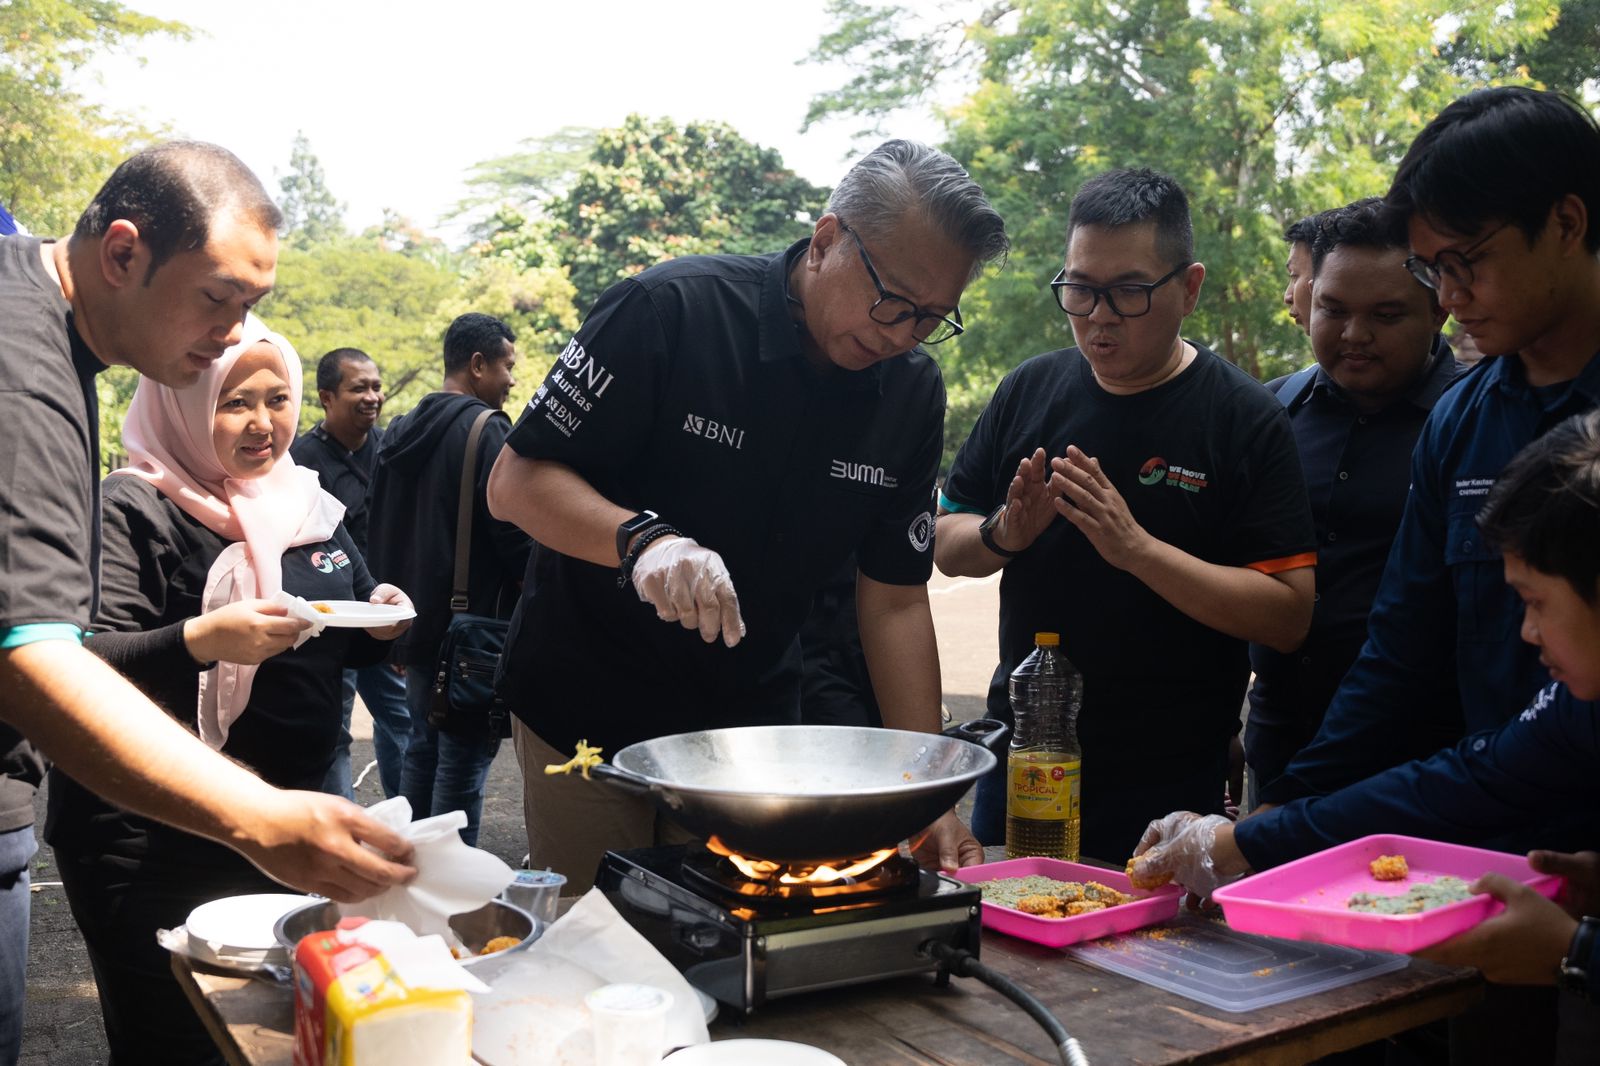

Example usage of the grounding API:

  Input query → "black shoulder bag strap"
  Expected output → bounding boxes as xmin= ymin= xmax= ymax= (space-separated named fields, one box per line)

xmin=451 ymin=408 xmax=497 ymax=613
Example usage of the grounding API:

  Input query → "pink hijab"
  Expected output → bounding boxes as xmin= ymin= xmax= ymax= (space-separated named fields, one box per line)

xmin=112 ymin=314 xmax=344 ymax=747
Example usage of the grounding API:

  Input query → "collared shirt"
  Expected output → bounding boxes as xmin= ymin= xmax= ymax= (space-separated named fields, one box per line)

xmin=0 ymin=235 xmax=107 ymax=829
xmin=1237 ymin=680 xmax=1599 ymax=871
xmin=1246 ymin=338 xmax=1463 ymax=784
xmin=1263 ymin=348 xmax=1600 ymax=818
xmin=496 ymin=239 xmax=944 ymax=754
xmin=290 ymin=422 xmax=381 ymax=554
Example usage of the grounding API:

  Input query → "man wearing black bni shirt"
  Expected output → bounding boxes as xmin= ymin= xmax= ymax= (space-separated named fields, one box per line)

xmin=936 ymin=168 xmax=1317 ymax=863
xmin=488 ymin=141 xmax=1008 ymax=891
xmin=0 ymin=143 xmax=413 ymax=1062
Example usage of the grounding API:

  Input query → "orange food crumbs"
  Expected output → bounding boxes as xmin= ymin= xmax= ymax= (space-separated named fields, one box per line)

xmin=1370 ymin=854 xmax=1409 ymax=881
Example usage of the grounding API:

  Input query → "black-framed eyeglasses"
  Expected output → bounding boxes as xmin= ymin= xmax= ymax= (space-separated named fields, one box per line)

xmin=1049 ymin=262 xmax=1189 ymax=318
xmin=838 ymin=220 xmax=964 ymax=345
xmin=1404 ymin=222 xmax=1511 ymax=291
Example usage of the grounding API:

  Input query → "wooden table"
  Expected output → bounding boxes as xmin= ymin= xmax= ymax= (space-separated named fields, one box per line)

xmin=173 ymin=922 xmax=1480 ymax=1065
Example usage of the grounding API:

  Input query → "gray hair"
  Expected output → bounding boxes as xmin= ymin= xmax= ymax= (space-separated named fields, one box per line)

xmin=827 ymin=140 xmax=1009 ymax=278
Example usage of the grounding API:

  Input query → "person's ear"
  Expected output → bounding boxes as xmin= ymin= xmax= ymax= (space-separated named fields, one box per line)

xmin=470 ymin=351 xmax=487 ymax=379
xmin=1551 ymin=193 xmax=1588 ymax=256
xmin=1181 ymin=262 xmax=1206 ymax=315
xmin=99 ymin=219 xmax=143 ymax=290
xmin=809 ymin=214 xmax=843 ymax=269
xmin=318 ymin=388 xmax=335 ymax=410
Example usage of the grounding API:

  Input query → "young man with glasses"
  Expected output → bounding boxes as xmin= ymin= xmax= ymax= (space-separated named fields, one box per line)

xmin=936 ymin=167 xmax=1316 ymax=861
xmin=486 ymin=140 xmax=1008 ymax=890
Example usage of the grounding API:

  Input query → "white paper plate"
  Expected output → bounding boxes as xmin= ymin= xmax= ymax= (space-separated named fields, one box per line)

xmin=185 ymin=893 xmax=318 ymax=966
xmin=305 ymin=600 xmax=416 ymax=628
xmin=665 ymin=1040 xmax=845 ymax=1065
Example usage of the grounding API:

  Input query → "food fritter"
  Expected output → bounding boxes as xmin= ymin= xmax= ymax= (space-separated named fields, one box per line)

xmin=480 ymin=935 xmax=521 ymax=955
xmin=1347 ymin=875 xmax=1473 ymax=914
xmin=312 ymin=602 xmax=335 ymax=614
xmin=977 ymin=876 xmax=1135 ymax=919
xmin=1369 ymin=854 xmax=1409 ymax=881
xmin=1125 ymin=857 xmax=1174 ymax=890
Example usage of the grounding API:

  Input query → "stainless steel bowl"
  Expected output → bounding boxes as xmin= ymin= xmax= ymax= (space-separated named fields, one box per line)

xmin=273 ymin=899 xmax=537 ymax=967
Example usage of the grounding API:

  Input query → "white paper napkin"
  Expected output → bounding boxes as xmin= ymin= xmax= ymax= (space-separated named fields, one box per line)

xmin=339 ymin=797 xmax=515 ymax=940
xmin=334 ymin=919 xmax=491 ymax=994
xmin=472 ymin=889 xmax=711 ymax=1065
xmin=270 ymin=591 xmax=327 ymax=648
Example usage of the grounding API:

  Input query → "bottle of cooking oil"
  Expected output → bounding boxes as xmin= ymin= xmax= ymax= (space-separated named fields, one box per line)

xmin=1005 ymin=632 xmax=1083 ymax=860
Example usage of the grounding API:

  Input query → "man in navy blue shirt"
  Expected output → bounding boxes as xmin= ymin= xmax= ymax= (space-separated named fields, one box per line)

xmin=1256 ymin=88 xmax=1600 ymax=849
xmin=1133 ymin=410 xmax=1600 ymax=1053
xmin=1246 ymin=198 xmax=1462 ymax=798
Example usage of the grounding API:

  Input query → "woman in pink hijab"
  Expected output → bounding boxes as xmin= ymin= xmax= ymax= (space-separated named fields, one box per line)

xmin=45 ymin=316 xmax=413 ymax=1066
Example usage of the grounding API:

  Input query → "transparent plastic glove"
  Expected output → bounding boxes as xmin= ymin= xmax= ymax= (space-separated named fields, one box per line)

xmin=630 ymin=536 xmax=746 ymax=648
xmin=1129 ymin=811 xmax=1240 ymax=899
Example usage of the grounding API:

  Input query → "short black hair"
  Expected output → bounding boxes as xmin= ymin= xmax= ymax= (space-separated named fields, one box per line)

xmin=1387 ymin=86 xmax=1600 ymax=254
xmin=1478 ymin=409 xmax=1600 ymax=603
xmin=1309 ymin=197 xmax=1410 ymax=274
xmin=316 ymin=347 xmax=376 ymax=394
xmin=443 ymin=313 xmax=516 ymax=376
xmin=1067 ymin=168 xmax=1194 ymax=266
xmin=1283 ymin=215 xmax=1321 ymax=246
xmin=73 ymin=141 xmax=283 ymax=282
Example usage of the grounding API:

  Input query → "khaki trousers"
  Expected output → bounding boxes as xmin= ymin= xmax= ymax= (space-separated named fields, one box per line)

xmin=512 ymin=719 xmax=694 ymax=893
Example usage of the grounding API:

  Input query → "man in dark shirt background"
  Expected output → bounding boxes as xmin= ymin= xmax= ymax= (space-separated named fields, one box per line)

xmin=366 ymin=314 xmax=531 ymax=846
xmin=1245 ymin=197 xmax=1461 ymax=802
xmin=291 ymin=348 xmax=411 ymax=799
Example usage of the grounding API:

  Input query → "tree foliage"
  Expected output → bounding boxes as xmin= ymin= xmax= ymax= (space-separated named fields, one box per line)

xmin=482 ymin=114 xmax=828 ymax=315
xmin=0 ymin=0 xmax=186 ymax=234
xmin=806 ymin=0 xmax=1583 ymax=416
xmin=277 ymin=131 xmax=346 ymax=247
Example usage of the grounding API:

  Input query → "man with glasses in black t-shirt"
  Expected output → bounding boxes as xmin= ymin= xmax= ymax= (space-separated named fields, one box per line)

xmin=937 ymin=167 xmax=1317 ymax=863
xmin=488 ymin=141 xmax=1009 ymax=890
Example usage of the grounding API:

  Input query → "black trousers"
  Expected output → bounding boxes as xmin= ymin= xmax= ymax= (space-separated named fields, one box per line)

xmin=55 ymin=837 xmax=280 ymax=1066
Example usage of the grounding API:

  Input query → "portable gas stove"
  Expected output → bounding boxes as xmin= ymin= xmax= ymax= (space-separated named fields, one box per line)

xmin=595 ymin=844 xmax=982 ymax=1013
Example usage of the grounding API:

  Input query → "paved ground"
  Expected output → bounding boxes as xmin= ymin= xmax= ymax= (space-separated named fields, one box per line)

xmin=19 ymin=571 xmax=1002 ymax=1063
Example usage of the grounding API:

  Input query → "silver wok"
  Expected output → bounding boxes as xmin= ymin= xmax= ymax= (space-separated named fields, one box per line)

xmin=590 ymin=721 xmax=1004 ymax=862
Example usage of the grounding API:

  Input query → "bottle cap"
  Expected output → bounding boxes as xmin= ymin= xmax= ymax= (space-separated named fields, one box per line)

xmin=1034 ymin=632 xmax=1060 ymax=646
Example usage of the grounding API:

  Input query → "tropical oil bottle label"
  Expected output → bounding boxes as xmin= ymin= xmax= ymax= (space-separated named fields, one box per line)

xmin=1007 ymin=756 xmax=1082 ymax=820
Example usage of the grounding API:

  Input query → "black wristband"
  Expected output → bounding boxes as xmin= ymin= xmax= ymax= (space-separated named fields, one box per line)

xmin=618 ymin=523 xmax=681 ymax=589
xmin=1559 ymin=915 xmax=1599 ymax=1002
xmin=978 ymin=505 xmax=1018 ymax=558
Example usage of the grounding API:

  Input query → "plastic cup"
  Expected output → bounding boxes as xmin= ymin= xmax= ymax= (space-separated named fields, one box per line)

xmin=501 ymin=868 xmax=566 ymax=926
xmin=586 ymin=983 xmax=673 ymax=1065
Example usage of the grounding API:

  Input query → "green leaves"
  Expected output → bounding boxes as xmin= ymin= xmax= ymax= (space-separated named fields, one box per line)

xmin=806 ymin=0 xmax=1592 ymax=423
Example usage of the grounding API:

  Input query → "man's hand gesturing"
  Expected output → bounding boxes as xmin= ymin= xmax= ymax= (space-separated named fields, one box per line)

xmin=988 ymin=447 xmax=1058 ymax=555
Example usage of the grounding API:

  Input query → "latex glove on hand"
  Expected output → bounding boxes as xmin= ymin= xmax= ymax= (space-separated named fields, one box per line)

xmin=1129 ymin=811 xmax=1249 ymax=901
xmin=630 ymin=536 xmax=746 ymax=648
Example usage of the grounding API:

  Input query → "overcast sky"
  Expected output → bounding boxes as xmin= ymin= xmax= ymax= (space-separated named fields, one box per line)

xmin=77 ymin=0 xmax=946 ymax=243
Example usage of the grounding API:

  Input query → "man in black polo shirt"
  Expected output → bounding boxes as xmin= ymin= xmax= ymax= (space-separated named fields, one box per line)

xmin=937 ymin=168 xmax=1317 ymax=863
xmin=488 ymin=140 xmax=1008 ymax=890
xmin=0 ymin=143 xmax=413 ymax=1058
xmin=1245 ymin=197 xmax=1462 ymax=803
xmin=291 ymin=347 xmax=411 ymax=799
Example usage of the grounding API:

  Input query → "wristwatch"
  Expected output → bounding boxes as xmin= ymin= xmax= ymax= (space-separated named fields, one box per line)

xmin=616 ymin=510 xmax=661 ymax=564
xmin=978 ymin=505 xmax=1018 ymax=558
xmin=1558 ymin=915 xmax=1598 ymax=1002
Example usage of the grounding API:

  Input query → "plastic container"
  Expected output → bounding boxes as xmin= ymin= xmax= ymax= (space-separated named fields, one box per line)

xmin=502 ymin=868 xmax=566 ymax=925
xmin=1005 ymin=632 xmax=1083 ymax=860
xmin=185 ymin=893 xmax=316 ymax=968
xmin=586 ymin=983 xmax=673 ymax=1066
xmin=1212 ymin=833 xmax=1564 ymax=953
xmin=1067 ymin=912 xmax=1410 ymax=1013
xmin=951 ymin=856 xmax=1180 ymax=948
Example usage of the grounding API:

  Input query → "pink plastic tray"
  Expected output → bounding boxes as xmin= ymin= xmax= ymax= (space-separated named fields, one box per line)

xmin=1213 ymin=834 xmax=1562 ymax=953
xmin=951 ymin=857 xmax=1182 ymax=948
